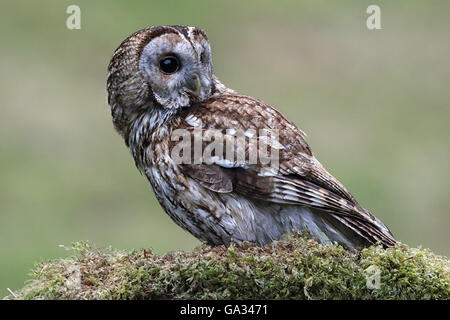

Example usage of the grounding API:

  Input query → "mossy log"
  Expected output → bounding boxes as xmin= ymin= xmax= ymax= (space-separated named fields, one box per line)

xmin=4 ymin=235 xmax=449 ymax=300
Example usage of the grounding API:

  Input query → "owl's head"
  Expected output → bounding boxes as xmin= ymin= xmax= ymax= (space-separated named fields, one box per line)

xmin=107 ymin=26 xmax=215 ymax=135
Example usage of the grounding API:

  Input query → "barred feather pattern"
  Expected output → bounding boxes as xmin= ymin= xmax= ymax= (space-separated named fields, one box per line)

xmin=107 ymin=25 xmax=396 ymax=250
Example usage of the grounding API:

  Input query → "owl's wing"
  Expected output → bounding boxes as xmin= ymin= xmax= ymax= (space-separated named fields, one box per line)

xmin=174 ymin=94 xmax=396 ymax=247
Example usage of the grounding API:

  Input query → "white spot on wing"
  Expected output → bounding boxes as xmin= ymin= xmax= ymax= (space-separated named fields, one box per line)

xmin=185 ymin=115 xmax=202 ymax=127
xmin=258 ymin=135 xmax=285 ymax=150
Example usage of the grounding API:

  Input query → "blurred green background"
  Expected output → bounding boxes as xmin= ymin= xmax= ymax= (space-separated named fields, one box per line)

xmin=1 ymin=0 xmax=449 ymax=294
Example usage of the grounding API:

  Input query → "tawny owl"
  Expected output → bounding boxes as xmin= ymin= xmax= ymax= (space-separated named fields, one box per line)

xmin=107 ymin=25 xmax=396 ymax=250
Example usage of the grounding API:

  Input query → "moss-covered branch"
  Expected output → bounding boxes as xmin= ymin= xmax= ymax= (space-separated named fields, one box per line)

xmin=4 ymin=235 xmax=449 ymax=300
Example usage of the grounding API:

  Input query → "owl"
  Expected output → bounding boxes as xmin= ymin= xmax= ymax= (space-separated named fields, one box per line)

xmin=107 ymin=25 xmax=396 ymax=250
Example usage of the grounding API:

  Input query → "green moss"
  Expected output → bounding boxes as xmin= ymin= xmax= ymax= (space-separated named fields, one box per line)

xmin=4 ymin=235 xmax=449 ymax=300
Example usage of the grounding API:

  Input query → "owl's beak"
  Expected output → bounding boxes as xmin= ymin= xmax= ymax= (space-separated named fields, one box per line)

xmin=186 ymin=73 xmax=202 ymax=98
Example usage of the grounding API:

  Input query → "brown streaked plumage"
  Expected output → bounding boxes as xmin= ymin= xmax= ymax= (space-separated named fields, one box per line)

xmin=107 ymin=25 xmax=396 ymax=250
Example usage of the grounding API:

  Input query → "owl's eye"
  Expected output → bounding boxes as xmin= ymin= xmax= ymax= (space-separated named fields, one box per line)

xmin=159 ymin=56 xmax=181 ymax=74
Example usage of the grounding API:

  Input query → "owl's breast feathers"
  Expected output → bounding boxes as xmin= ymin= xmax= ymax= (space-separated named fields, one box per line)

xmin=132 ymin=94 xmax=396 ymax=248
